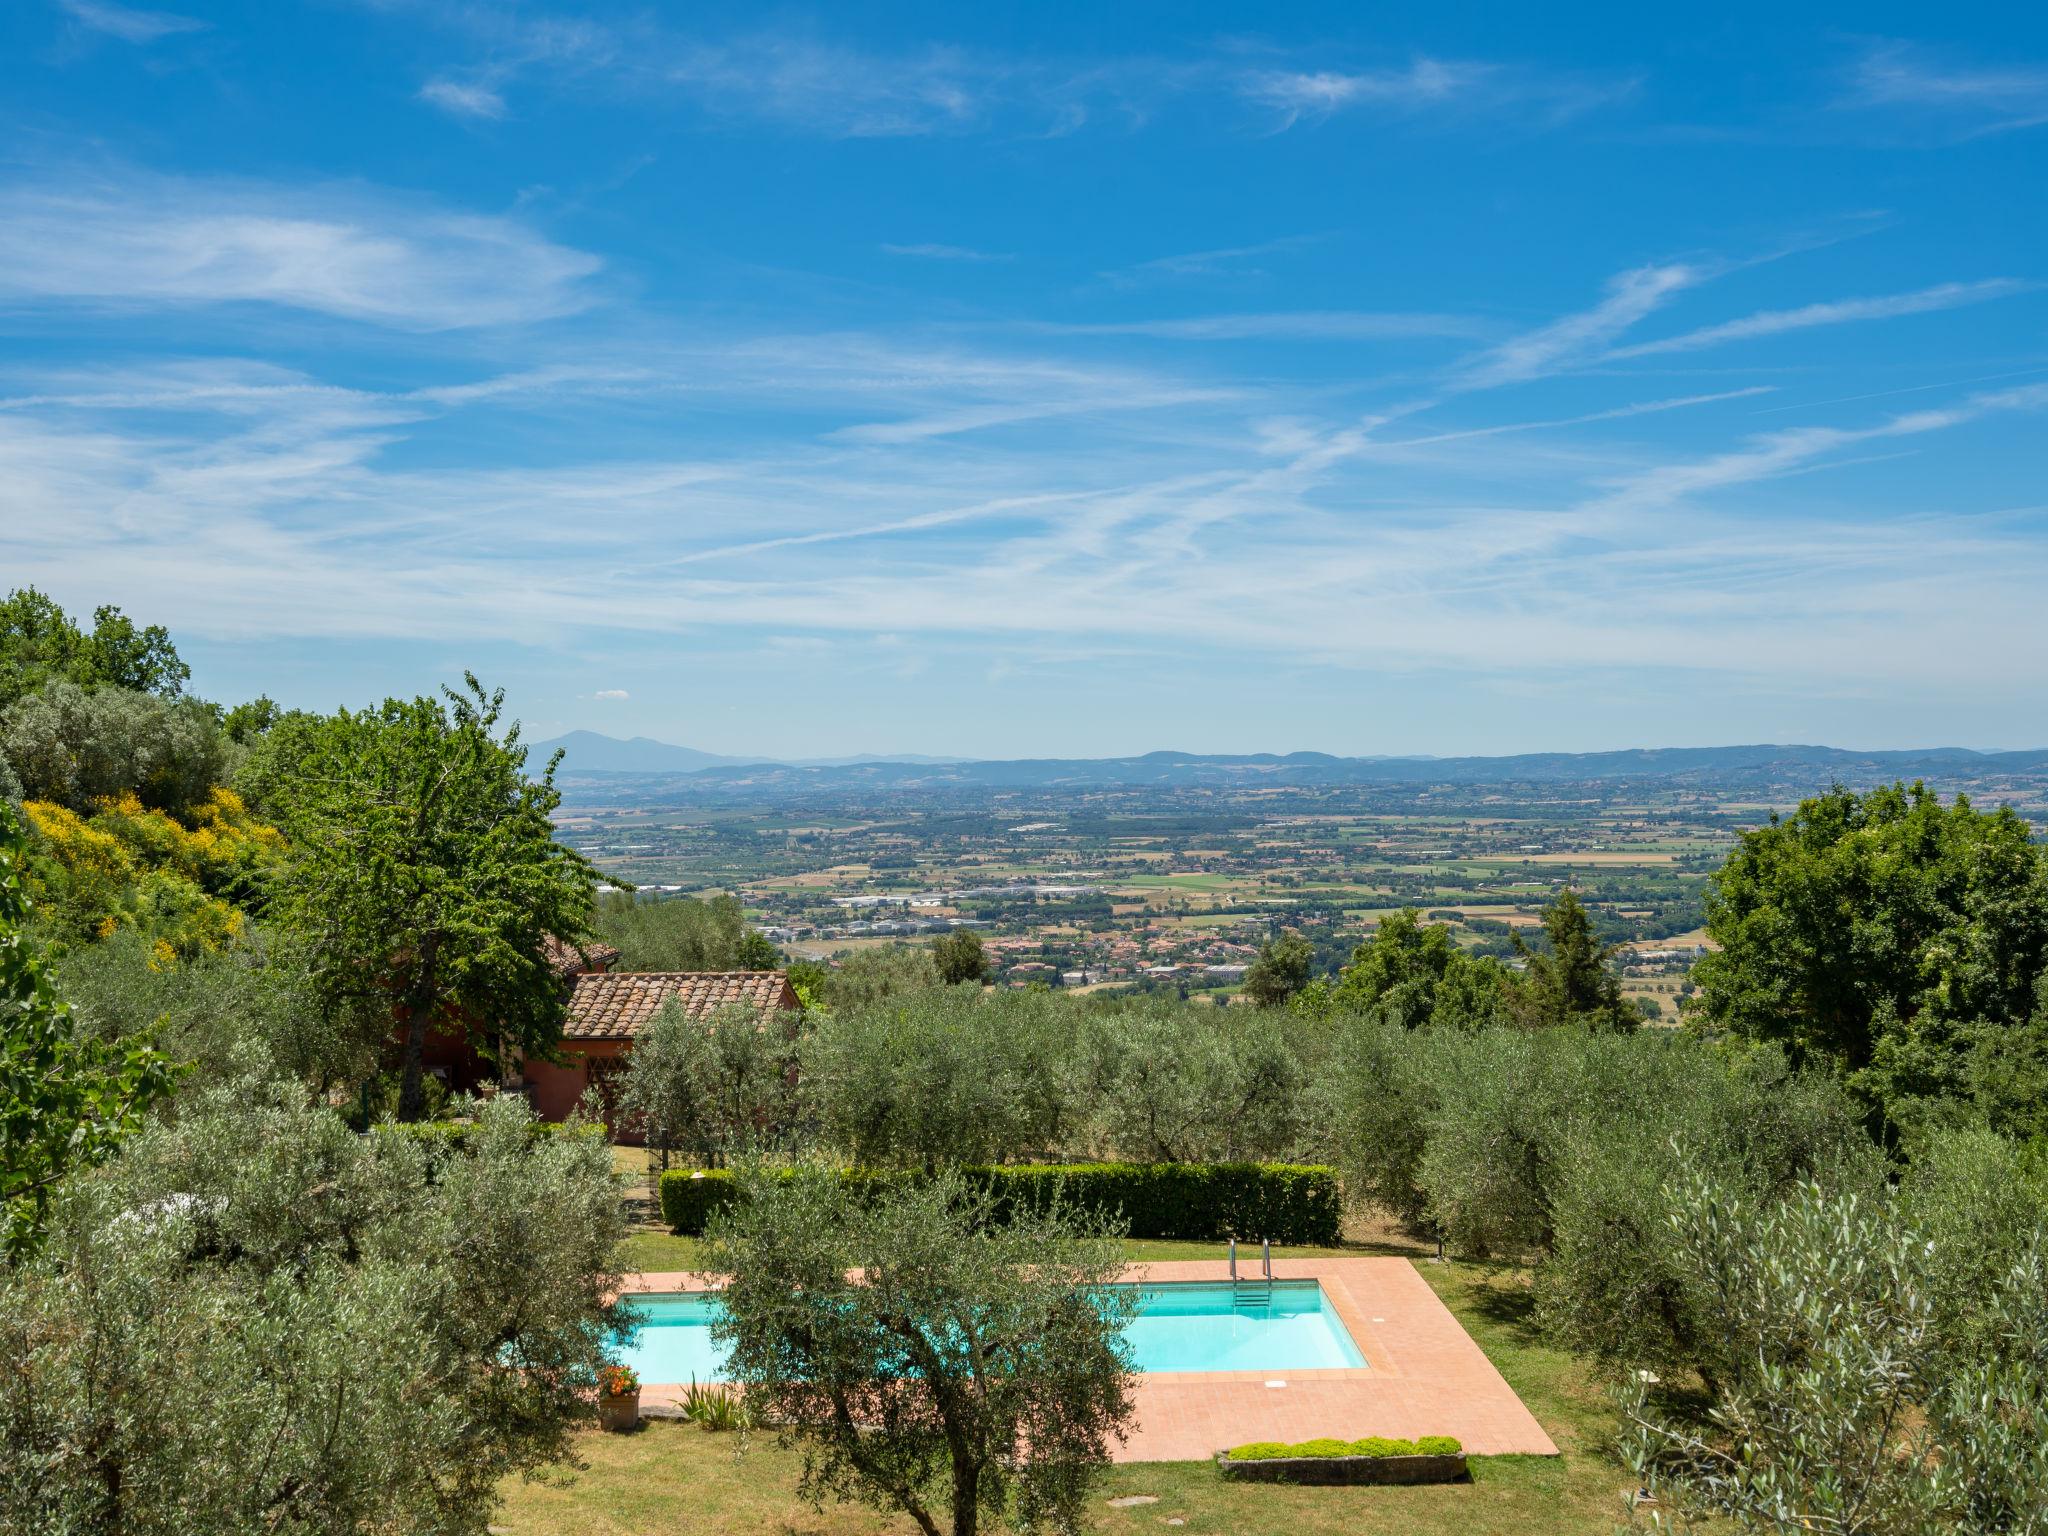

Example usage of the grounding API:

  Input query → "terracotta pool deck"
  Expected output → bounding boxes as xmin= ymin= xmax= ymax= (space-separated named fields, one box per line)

xmin=623 ymin=1257 xmax=1557 ymax=1463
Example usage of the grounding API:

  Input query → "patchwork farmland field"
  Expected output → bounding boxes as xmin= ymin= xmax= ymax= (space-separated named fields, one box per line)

xmin=550 ymin=761 xmax=2048 ymax=1010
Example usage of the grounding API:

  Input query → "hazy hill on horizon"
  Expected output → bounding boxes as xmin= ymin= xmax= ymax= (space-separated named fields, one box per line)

xmin=534 ymin=732 xmax=2048 ymax=796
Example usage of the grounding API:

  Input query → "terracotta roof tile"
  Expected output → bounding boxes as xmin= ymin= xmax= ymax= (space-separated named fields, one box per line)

xmin=563 ymin=970 xmax=797 ymax=1040
xmin=543 ymin=935 xmax=623 ymax=979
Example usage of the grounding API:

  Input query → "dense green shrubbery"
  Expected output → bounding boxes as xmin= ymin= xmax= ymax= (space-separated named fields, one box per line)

xmin=1317 ymin=1015 xmax=1882 ymax=1374
xmin=1225 ymin=1435 xmax=1462 ymax=1460
xmin=0 ymin=1079 xmax=625 ymax=1533
xmin=370 ymin=1113 xmax=605 ymax=1160
xmin=1623 ymin=1152 xmax=2048 ymax=1531
xmin=660 ymin=1161 xmax=1341 ymax=1244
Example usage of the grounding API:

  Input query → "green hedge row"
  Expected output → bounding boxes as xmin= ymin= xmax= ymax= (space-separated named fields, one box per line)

xmin=658 ymin=1161 xmax=1341 ymax=1245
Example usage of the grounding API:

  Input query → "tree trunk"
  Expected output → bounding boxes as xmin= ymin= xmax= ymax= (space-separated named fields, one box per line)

xmin=397 ymin=1004 xmax=432 ymax=1122
xmin=950 ymin=1454 xmax=980 ymax=1536
xmin=396 ymin=938 xmax=440 ymax=1123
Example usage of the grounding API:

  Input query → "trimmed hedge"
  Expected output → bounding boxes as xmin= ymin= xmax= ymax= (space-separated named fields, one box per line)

xmin=1226 ymin=1436 xmax=1461 ymax=1461
xmin=658 ymin=1161 xmax=1341 ymax=1245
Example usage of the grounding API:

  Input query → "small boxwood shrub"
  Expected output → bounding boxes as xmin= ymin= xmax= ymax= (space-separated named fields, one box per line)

xmin=1224 ymin=1435 xmax=1462 ymax=1461
xmin=660 ymin=1169 xmax=746 ymax=1236
xmin=657 ymin=1161 xmax=1341 ymax=1243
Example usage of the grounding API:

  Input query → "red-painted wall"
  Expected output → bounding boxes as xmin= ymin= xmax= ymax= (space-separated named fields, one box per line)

xmin=526 ymin=1039 xmax=632 ymax=1125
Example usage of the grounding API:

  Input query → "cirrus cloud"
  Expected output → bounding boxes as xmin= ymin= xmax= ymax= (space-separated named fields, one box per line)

xmin=0 ymin=170 xmax=603 ymax=330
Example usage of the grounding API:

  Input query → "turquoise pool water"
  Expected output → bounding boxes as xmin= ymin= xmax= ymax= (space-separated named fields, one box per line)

xmin=617 ymin=1280 xmax=1365 ymax=1383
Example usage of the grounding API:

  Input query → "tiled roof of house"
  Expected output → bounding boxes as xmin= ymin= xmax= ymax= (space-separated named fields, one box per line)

xmin=562 ymin=970 xmax=797 ymax=1040
xmin=543 ymin=935 xmax=622 ymax=979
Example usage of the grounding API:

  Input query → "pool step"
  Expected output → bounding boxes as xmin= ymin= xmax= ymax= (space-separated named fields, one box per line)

xmin=1229 ymin=1235 xmax=1275 ymax=1308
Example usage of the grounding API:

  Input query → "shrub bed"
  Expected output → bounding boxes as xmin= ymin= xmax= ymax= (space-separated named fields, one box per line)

xmin=658 ymin=1162 xmax=1341 ymax=1244
xmin=1216 ymin=1436 xmax=1467 ymax=1487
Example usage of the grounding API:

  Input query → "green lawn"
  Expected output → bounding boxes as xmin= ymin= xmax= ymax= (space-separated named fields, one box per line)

xmin=506 ymin=1241 xmax=1631 ymax=1535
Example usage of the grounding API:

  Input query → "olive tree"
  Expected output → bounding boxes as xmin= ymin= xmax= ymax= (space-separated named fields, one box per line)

xmin=1621 ymin=1170 xmax=2048 ymax=1534
xmin=708 ymin=1168 xmax=1136 ymax=1536
xmin=0 ymin=1078 xmax=624 ymax=1534
xmin=618 ymin=997 xmax=798 ymax=1168
xmin=800 ymin=986 xmax=1053 ymax=1167
xmin=1093 ymin=1000 xmax=1306 ymax=1162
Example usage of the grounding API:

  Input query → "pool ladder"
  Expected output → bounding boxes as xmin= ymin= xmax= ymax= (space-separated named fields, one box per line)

xmin=1229 ymin=1236 xmax=1273 ymax=1308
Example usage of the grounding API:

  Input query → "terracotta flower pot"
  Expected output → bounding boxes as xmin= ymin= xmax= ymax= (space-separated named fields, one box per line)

xmin=599 ymin=1389 xmax=640 ymax=1432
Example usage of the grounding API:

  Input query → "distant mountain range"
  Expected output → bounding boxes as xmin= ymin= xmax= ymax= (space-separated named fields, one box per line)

xmin=533 ymin=733 xmax=2048 ymax=794
xmin=528 ymin=730 xmax=966 ymax=773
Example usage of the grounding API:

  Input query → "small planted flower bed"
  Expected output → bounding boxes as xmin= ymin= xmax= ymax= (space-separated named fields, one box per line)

xmin=1216 ymin=1435 xmax=1467 ymax=1486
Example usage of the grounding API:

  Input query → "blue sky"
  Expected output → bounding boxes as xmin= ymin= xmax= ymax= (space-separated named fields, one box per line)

xmin=3 ymin=2 xmax=2046 ymax=758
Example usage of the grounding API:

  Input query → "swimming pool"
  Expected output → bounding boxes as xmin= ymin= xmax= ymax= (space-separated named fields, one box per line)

xmin=616 ymin=1279 xmax=1365 ymax=1383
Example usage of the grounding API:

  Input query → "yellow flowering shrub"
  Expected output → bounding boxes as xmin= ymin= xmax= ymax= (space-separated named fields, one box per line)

xmin=21 ymin=786 xmax=281 ymax=956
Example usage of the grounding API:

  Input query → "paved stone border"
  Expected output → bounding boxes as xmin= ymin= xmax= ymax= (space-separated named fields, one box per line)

xmin=621 ymin=1257 xmax=1559 ymax=1463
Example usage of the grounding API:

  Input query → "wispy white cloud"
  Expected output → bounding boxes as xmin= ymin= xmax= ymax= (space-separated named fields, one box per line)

xmin=419 ymin=76 xmax=508 ymax=119
xmin=593 ymin=688 xmax=629 ymax=700
xmin=1239 ymin=56 xmax=1634 ymax=131
xmin=881 ymin=242 xmax=1012 ymax=261
xmin=667 ymin=37 xmax=993 ymax=137
xmin=1036 ymin=310 xmax=1493 ymax=341
xmin=57 ymin=0 xmax=204 ymax=44
xmin=0 ymin=170 xmax=602 ymax=329
xmin=1584 ymin=383 xmax=2048 ymax=514
xmin=1605 ymin=278 xmax=2033 ymax=360
xmin=1846 ymin=41 xmax=2048 ymax=137
xmin=1453 ymin=263 xmax=1702 ymax=388
xmin=1099 ymin=237 xmax=1317 ymax=288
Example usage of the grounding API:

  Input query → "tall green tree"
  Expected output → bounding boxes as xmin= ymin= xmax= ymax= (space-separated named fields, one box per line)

xmin=930 ymin=927 xmax=991 ymax=986
xmin=708 ymin=1168 xmax=1136 ymax=1536
xmin=1516 ymin=888 xmax=1640 ymax=1032
xmin=252 ymin=676 xmax=597 ymax=1120
xmin=1692 ymin=782 xmax=2048 ymax=1125
xmin=0 ymin=802 xmax=181 ymax=1259
xmin=1330 ymin=908 xmax=1510 ymax=1028
xmin=1242 ymin=927 xmax=1315 ymax=1008
xmin=0 ymin=587 xmax=188 ymax=708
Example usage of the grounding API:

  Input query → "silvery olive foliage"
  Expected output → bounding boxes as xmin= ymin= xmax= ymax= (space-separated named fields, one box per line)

xmin=707 ymin=1167 xmax=1136 ymax=1536
xmin=1622 ymin=1165 xmax=2048 ymax=1535
xmin=0 ymin=1079 xmax=625 ymax=1536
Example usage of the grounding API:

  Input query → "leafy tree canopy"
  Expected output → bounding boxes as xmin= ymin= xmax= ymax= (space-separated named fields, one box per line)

xmin=1516 ymin=887 xmax=1641 ymax=1032
xmin=1329 ymin=908 xmax=1511 ymax=1029
xmin=0 ymin=1078 xmax=623 ymax=1532
xmin=931 ymin=926 xmax=991 ymax=986
xmin=1242 ymin=927 xmax=1315 ymax=1007
xmin=592 ymin=889 xmax=779 ymax=972
xmin=708 ymin=1167 xmax=1136 ymax=1536
xmin=620 ymin=997 xmax=799 ymax=1169
xmin=2 ymin=682 xmax=231 ymax=818
xmin=0 ymin=587 xmax=189 ymax=709
xmin=249 ymin=675 xmax=597 ymax=1120
xmin=1692 ymin=781 xmax=2048 ymax=1124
